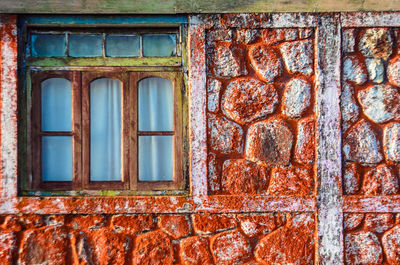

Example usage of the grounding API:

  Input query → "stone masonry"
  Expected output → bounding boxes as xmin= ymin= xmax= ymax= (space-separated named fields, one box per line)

xmin=2 ymin=13 xmax=400 ymax=265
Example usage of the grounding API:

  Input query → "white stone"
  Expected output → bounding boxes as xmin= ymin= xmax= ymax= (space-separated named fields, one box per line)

xmin=343 ymin=56 xmax=368 ymax=85
xmin=382 ymin=225 xmax=400 ymax=265
xmin=359 ymin=28 xmax=393 ymax=61
xmin=345 ymin=231 xmax=383 ymax=265
xmin=366 ymin=58 xmax=385 ymax=84
xmin=387 ymin=56 xmax=400 ymax=87
xmin=358 ymin=84 xmax=400 ymax=123
xmin=280 ymin=39 xmax=314 ymax=76
xmin=282 ymin=78 xmax=311 ymax=118
xmin=341 ymin=82 xmax=360 ymax=132
xmin=343 ymin=120 xmax=383 ymax=164
xmin=207 ymin=78 xmax=222 ymax=113
xmin=343 ymin=29 xmax=355 ymax=53
xmin=384 ymin=123 xmax=400 ymax=162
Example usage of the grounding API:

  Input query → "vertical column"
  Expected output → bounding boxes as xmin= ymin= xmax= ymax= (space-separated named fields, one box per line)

xmin=188 ymin=16 xmax=208 ymax=202
xmin=315 ymin=14 xmax=344 ymax=264
xmin=0 ymin=15 xmax=18 ymax=199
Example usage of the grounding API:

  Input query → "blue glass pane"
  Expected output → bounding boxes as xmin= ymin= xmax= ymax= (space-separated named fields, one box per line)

xmin=139 ymin=77 xmax=173 ymax=131
xmin=68 ymin=34 xmax=102 ymax=57
xmin=105 ymin=34 xmax=139 ymax=57
xmin=42 ymin=136 xmax=72 ymax=181
xmin=41 ymin=78 xmax=72 ymax=132
xmin=90 ymin=78 xmax=122 ymax=181
xmin=142 ymin=34 xmax=177 ymax=57
xmin=31 ymin=34 xmax=65 ymax=57
xmin=139 ymin=136 xmax=173 ymax=181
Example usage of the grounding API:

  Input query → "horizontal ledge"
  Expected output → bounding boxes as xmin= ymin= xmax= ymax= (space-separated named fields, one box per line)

xmin=343 ymin=195 xmax=400 ymax=213
xmin=26 ymin=57 xmax=182 ymax=67
xmin=341 ymin=12 xmax=400 ymax=27
xmin=0 ymin=195 xmax=316 ymax=214
xmin=138 ymin=131 xmax=174 ymax=136
xmin=40 ymin=131 xmax=73 ymax=136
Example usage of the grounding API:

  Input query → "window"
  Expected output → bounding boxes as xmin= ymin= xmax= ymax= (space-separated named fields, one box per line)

xmin=19 ymin=20 xmax=188 ymax=194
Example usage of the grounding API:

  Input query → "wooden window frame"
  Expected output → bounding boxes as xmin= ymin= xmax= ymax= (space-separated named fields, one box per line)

xmin=29 ymin=70 xmax=184 ymax=192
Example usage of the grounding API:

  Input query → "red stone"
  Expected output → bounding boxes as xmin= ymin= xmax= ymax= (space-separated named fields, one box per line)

xmin=1 ymin=215 xmax=21 ymax=231
xmin=222 ymin=78 xmax=278 ymax=124
xmin=249 ymin=45 xmax=282 ymax=83
xmin=18 ymin=215 xmax=43 ymax=229
xmin=382 ymin=225 xmax=400 ymax=265
xmin=255 ymin=226 xmax=314 ymax=264
xmin=18 ymin=226 xmax=69 ymax=265
xmin=221 ymin=159 xmax=269 ymax=195
xmin=192 ymin=214 xmax=237 ymax=235
xmin=0 ymin=232 xmax=15 ymax=265
xmin=210 ymin=230 xmax=251 ymax=264
xmin=158 ymin=215 xmax=191 ymax=239
xmin=180 ymin=236 xmax=213 ymax=265
xmin=362 ymin=165 xmax=399 ymax=195
xmin=71 ymin=232 xmax=95 ymax=265
xmin=92 ymin=228 xmax=128 ymax=265
xmin=344 ymin=213 xmax=364 ymax=231
xmin=68 ymin=215 xmax=105 ymax=230
xmin=294 ymin=117 xmax=315 ymax=164
xmin=133 ymin=230 xmax=173 ymax=265
xmin=364 ymin=213 xmax=395 ymax=234
xmin=267 ymin=167 xmax=313 ymax=196
xmin=111 ymin=214 xmax=155 ymax=234
xmin=237 ymin=214 xmax=277 ymax=237
xmin=208 ymin=113 xmax=244 ymax=155
xmin=245 ymin=119 xmax=293 ymax=167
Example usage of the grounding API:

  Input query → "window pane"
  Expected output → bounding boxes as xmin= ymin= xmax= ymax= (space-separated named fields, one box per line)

xmin=90 ymin=78 xmax=122 ymax=181
xmin=69 ymin=34 xmax=102 ymax=57
xmin=41 ymin=78 xmax=72 ymax=132
xmin=31 ymin=34 xmax=66 ymax=57
xmin=138 ymin=77 xmax=173 ymax=131
xmin=42 ymin=136 xmax=72 ymax=181
xmin=106 ymin=34 xmax=139 ymax=57
xmin=139 ymin=136 xmax=173 ymax=181
xmin=142 ymin=34 xmax=177 ymax=57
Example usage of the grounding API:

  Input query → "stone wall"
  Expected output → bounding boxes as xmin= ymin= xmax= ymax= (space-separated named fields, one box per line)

xmin=1 ymin=13 xmax=400 ymax=265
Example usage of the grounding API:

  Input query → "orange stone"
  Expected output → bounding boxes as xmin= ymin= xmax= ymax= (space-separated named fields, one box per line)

xmin=192 ymin=214 xmax=237 ymax=235
xmin=180 ymin=236 xmax=213 ymax=265
xmin=158 ymin=215 xmax=191 ymax=239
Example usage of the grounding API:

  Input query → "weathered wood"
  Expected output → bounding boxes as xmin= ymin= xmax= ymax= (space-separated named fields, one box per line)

xmin=1 ymin=0 xmax=399 ymax=13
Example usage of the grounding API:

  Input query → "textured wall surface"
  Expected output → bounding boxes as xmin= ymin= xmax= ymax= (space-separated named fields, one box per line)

xmin=1 ymin=12 xmax=400 ymax=264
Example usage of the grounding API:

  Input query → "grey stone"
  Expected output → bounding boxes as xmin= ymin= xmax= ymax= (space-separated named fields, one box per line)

xmin=362 ymin=165 xmax=399 ymax=195
xmin=341 ymin=82 xmax=360 ymax=132
xmin=280 ymin=39 xmax=314 ymax=76
xmin=208 ymin=113 xmax=244 ymax=155
xmin=207 ymin=78 xmax=222 ymax=113
xmin=343 ymin=120 xmax=383 ymax=164
xmin=207 ymin=29 xmax=233 ymax=44
xmin=387 ymin=56 xmax=400 ymax=87
xmin=343 ymin=163 xmax=361 ymax=195
xmin=343 ymin=55 xmax=368 ymax=85
xmin=345 ymin=231 xmax=383 ymax=265
xmin=357 ymin=84 xmax=400 ymax=123
xmin=282 ymin=78 xmax=311 ymax=118
xmin=366 ymin=58 xmax=385 ymax=84
xmin=384 ymin=123 xmax=400 ymax=162
xmin=245 ymin=119 xmax=293 ymax=167
xmin=284 ymin=29 xmax=298 ymax=41
xmin=382 ymin=225 xmax=400 ymax=265
xmin=343 ymin=29 xmax=355 ymax=53
xmin=222 ymin=78 xmax=278 ymax=124
xmin=236 ymin=29 xmax=259 ymax=44
xmin=249 ymin=45 xmax=282 ymax=83
xmin=213 ymin=45 xmax=246 ymax=78
xmin=359 ymin=28 xmax=393 ymax=61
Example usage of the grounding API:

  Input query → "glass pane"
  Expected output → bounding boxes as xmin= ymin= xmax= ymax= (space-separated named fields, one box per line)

xmin=42 ymin=136 xmax=72 ymax=181
xmin=142 ymin=34 xmax=177 ymax=57
xmin=41 ymin=78 xmax=72 ymax=132
xmin=31 ymin=34 xmax=66 ymax=57
xmin=90 ymin=78 xmax=122 ymax=181
xmin=138 ymin=77 xmax=173 ymax=131
xmin=105 ymin=34 xmax=139 ymax=57
xmin=69 ymin=34 xmax=102 ymax=57
xmin=139 ymin=136 xmax=173 ymax=181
